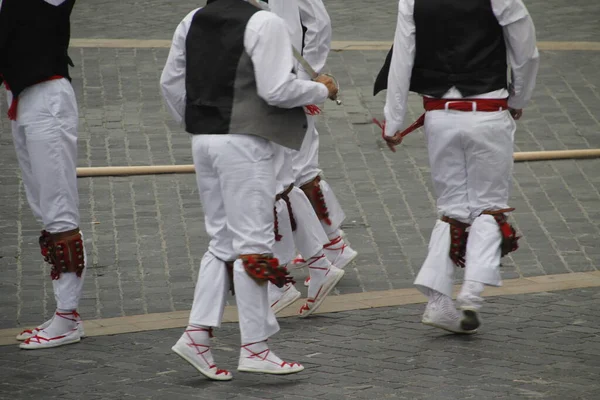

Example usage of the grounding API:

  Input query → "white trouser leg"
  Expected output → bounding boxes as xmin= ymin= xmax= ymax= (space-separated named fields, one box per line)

xmin=463 ymin=215 xmax=502 ymax=286
xmin=234 ymin=259 xmax=279 ymax=344
xmin=193 ymin=137 xmax=236 ymax=262
xmin=318 ymin=179 xmax=346 ymax=236
xmin=424 ymin=110 xmax=471 ymax=222
xmin=16 ymin=79 xmax=80 ymax=233
xmin=288 ymin=187 xmax=328 ymax=258
xmin=10 ymin=120 xmax=43 ymax=223
xmin=464 ymin=111 xmax=515 ymax=219
xmin=273 ymin=144 xmax=296 ymax=195
xmin=272 ymin=199 xmax=295 ymax=265
xmin=414 ymin=220 xmax=456 ymax=298
xmin=292 ymin=120 xmax=321 ymax=187
xmin=188 ymin=252 xmax=229 ymax=327
xmin=188 ymin=135 xmax=236 ymax=329
xmin=269 ymin=199 xmax=296 ymax=302
xmin=211 ymin=134 xmax=280 ymax=344
xmin=414 ymin=111 xmax=470 ymax=297
xmin=12 ymin=80 xmax=84 ymax=311
xmin=463 ymin=110 xmax=515 ymax=287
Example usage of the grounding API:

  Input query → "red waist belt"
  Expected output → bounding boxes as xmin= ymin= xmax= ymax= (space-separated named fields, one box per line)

xmin=2 ymin=75 xmax=64 ymax=121
xmin=375 ymin=97 xmax=509 ymax=139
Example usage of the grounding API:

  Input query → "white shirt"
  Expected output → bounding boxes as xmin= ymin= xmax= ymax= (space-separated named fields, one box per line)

xmin=269 ymin=0 xmax=303 ymax=52
xmin=296 ymin=0 xmax=332 ymax=80
xmin=263 ymin=0 xmax=331 ymax=81
xmin=160 ymin=6 xmax=329 ymax=126
xmin=383 ymin=0 xmax=540 ymax=137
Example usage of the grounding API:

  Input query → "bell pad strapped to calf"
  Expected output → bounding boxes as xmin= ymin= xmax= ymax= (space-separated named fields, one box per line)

xmin=300 ymin=176 xmax=332 ymax=225
xmin=240 ymin=254 xmax=295 ymax=288
xmin=482 ymin=209 xmax=520 ymax=257
xmin=441 ymin=216 xmax=470 ymax=268
xmin=39 ymin=229 xmax=85 ymax=280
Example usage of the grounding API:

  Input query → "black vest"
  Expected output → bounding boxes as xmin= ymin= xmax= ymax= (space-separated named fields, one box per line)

xmin=184 ymin=0 xmax=308 ymax=149
xmin=0 ymin=0 xmax=75 ymax=97
xmin=409 ymin=0 xmax=507 ymax=97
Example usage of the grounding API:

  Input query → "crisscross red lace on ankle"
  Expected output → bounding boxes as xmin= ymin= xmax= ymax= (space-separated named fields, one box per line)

xmin=324 ymin=236 xmax=347 ymax=253
xmin=307 ymin=254 xmax=328 ymax=271
xmin=241 ymin=342 xmax=282 ymax=367
xmin=56 ymin=311 xmax=80 ymax=323
xmin=184 ymin=328 xmax=221 ymax=371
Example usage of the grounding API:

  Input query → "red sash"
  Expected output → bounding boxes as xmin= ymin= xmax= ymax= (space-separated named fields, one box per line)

xmin=375 ymin=97 xmax=509 ymax=139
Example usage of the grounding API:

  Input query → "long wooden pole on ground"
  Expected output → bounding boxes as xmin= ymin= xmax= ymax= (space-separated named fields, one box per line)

xmin=76 ymin=149 xmax=600 ymax=178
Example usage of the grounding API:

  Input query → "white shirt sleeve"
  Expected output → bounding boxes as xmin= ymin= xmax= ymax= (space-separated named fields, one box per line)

xmin=296 ymin=0 xmax=332 ymax=80
xmin=159 ymin=9 xmax=198 ymax=126
xmin=492 ymin=0 xmax=540 ymax=109
xmin=383 ymin=0 xmax=416 ymax=137
xmin=245 ymin=11 xmax=329 ymax=108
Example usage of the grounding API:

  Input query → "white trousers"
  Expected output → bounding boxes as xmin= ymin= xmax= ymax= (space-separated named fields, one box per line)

xmin=270 ymin=188 xmax=330 ymax=285
xmin=273 ymin=198 xmax=296 ymax=266
xmin=273 ymin=144 xmax=296 ymax=196
xmin=292 ymin=117 xmax=321 ymax=187
xmin=414 ymin=109 xmax=515 ymax=297
xmin=189 ymin=134 xmax=279 ymax=343
xmin=273 ymin=143 xmax=329 ymax=260
xmin=291 ymin=121 xmax=346 ymax=236
xmin=8 ymin=79 xmax=85 ymax=311
xmin=319 ymin=179 xmax=346 ymax=237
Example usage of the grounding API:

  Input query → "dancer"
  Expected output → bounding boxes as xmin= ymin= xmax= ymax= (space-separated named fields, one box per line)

xmin=380 ymin=0 xmax=539 ymax=333
xmin=1 ymin=0 xmax=86 ymax=350
xmin=266 ymin=0 xmax=345 ymax=318
xmin=160 ymin=0 xmax=338 ymax=380
xmin=292 ymin=0 xmax=359 ymax=285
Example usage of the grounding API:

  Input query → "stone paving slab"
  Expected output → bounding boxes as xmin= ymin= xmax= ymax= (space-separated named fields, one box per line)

xmin=1 ymin=288 xmax=599 ymax=399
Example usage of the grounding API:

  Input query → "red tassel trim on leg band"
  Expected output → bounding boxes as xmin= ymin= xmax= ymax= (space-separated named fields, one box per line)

xmin=441 ymin=216 xmax=470 ymax=268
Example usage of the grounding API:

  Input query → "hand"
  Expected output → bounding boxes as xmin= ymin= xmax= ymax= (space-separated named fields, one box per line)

xmin=315 ymin=74 xmax=338 ymax=100
xmin=509 ymin=108 xmax=523 ymax=120
xmin=383 ymin=132 xmax=403 ymax=153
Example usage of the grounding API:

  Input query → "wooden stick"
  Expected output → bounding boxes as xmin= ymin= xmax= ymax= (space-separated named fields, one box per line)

xmin=513 ymin=149 xmax=600 ymax=162
xmin=77 ymin=165 xmax=195 ymax=177
xmin=76 ymin=148 xmax=600 ymax=178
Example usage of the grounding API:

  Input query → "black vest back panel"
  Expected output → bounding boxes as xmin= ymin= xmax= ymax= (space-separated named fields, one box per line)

xmin=185 ymin=0 xmax=259 ymax=135
xmin=184 ymin=0 xmax=308 ymax=151
xmin=0 ymin=0 xmax=75 ymax=97
xmin=409 ymin=0 xmax=507 ymax=98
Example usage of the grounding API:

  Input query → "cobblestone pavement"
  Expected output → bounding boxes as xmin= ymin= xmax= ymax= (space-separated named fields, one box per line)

xmin=69 ymin=0 xmax=600 ymax=42
xmin=1 ymin=288 xmax=599 ymax=400
xmin=0 ymin=0 xmax=599 ymax=329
